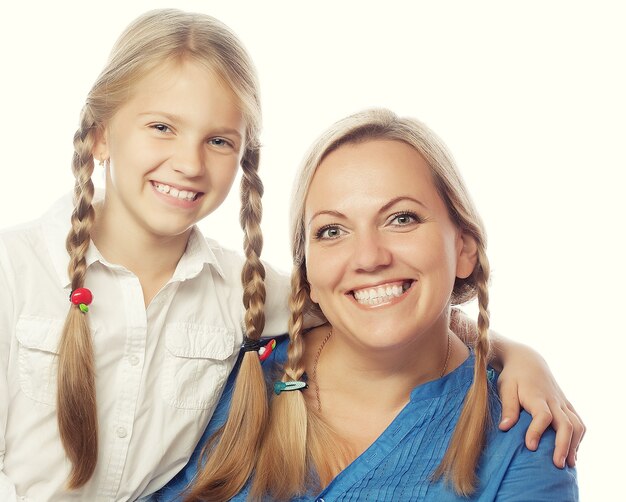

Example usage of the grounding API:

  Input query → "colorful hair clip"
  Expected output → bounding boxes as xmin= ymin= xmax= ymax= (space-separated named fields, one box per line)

xmin=274 ymin=380 xmax=307 ymax=395
xmin=70 ymin=287 xmax=93 ymax=313
xmin=258 ymin=339 xmax=276 ymax=362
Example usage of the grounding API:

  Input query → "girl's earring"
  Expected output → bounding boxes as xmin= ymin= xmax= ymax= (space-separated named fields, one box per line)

xmin=99 ymin=158 xmax=108 ymax=168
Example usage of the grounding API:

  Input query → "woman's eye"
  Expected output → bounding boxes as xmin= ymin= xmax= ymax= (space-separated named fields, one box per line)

xmin=315 ymin=225 xmax=344 ymax=240
xmin=390 ymin=212 xmax=419 ymax=226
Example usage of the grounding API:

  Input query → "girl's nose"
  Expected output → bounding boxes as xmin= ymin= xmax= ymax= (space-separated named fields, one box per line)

xmin=173 ymin=142 xmax=205 ymax=177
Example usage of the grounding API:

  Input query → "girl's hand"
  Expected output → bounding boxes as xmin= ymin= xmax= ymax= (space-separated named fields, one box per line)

xmin=496 ymin=341 xmax=585 ymax=468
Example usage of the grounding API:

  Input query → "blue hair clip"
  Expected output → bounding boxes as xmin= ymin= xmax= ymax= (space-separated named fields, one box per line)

xmin=274 ymin=380 xmax=308 ymax=395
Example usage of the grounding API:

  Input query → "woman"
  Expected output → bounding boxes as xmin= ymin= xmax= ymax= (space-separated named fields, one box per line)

xmin=160 ymin=109 xmax=579 ymax=501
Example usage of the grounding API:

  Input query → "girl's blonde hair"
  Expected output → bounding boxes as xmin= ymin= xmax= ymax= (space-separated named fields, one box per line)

xmin=190 ymin=108 xmax=490 ymax=501
xmin=60 ymin=9 xmax=266 ymax=489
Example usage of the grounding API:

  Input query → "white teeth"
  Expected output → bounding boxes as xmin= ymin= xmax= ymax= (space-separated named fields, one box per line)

xmin=353 ymin=281 xmax=412 ymax=305
xmin=153 ymin=182 xmax=197 ymax=201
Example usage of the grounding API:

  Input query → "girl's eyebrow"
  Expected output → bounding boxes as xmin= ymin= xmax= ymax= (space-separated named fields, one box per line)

xmin=138 ymin=111 xmax=243 ymax=139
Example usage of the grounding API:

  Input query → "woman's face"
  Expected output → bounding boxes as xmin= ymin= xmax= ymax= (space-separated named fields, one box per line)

xmin=304 ymin=139 xmax=477 ymax=351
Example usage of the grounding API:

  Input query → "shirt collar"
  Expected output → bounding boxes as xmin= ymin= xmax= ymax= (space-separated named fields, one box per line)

xmin=42 ymin=191 xmax=225 ymax=288
xmin=171 ymin=226 xmax=225 ymax=282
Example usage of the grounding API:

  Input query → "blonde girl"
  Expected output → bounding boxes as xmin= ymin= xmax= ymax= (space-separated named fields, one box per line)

xmin=167 ymin=109 xmax=578 ymax=501
xmin=0 ymin=9 xmax=580 ymax=502
xmin=0 ymin=8 xmax=283 ymax=501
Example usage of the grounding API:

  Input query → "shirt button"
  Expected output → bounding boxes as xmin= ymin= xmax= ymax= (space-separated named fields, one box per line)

xmin=129 ymin=355 xmax=139 ymax=366
xmin=116 ymin=427 xmax=127 ymax=438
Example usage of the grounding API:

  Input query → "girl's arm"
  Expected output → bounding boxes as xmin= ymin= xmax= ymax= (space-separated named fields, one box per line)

xmin=450 ymin=309 xmax=585 ymax=469
xmin=492 ymin=336 xmax=584 ymax=468
xmin=0 ymin=241 xmax=18 ymax=502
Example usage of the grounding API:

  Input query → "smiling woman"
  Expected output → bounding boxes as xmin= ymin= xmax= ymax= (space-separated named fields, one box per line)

xmin=160 ymin=109 xmax=579 ymax=501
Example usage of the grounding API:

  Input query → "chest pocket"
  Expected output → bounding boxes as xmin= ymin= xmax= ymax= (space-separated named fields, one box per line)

xmin=15 ymin=316 xmax=64 ymax=406
xmin=162 ymin=323 xmax=237 ymax=410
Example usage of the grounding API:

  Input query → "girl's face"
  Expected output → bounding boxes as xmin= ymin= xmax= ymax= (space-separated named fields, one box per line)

xmin=304 ymin=139 xmax=477 ymax=352
xmin=96 ymin=60 xmax=245 ymax=240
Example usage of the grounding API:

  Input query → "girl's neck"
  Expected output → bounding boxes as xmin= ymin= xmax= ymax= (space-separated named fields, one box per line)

xmin=91 ymin=202 xmax=192 ymax=305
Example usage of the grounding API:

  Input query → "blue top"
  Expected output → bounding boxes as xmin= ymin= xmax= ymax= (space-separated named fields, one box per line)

xmin=157 ymin=336 xmax=578 ymax=501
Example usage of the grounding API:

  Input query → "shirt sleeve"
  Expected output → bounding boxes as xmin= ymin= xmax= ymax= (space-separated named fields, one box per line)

xmin=259 ymin=259 xmax=292 ymax=337
xmin=261 ymin=259 xmax=326 ymax=336
xmin=0 ymin=239 xmax=18 ymax=501
xmin=494 ymin=430 xmax=579 ymax=502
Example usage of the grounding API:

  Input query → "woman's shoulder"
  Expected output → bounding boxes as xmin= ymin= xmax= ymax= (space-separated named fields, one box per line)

xmin=477 ymin=409 xmax=578 ymax=500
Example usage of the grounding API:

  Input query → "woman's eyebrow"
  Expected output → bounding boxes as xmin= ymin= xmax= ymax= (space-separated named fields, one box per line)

xmin=379 ymin=196 xmax=429 ymax=213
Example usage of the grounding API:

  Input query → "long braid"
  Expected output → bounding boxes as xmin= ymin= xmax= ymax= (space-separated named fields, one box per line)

xmin=57 ymin=105 xmax=99 ymax=488
xmin=184 ymin=147 xmax=268 ymax=502
xmin=252 ymin=266 xmax=310 ymax=500
xmin=434 ymin=245 xmax=491 ymax=495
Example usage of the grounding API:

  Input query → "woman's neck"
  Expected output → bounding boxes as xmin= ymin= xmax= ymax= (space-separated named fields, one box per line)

xmin=316 ymin=323 xmax=465 ymax=398
xmin=304 ymin=320 xmax=469 ymax=459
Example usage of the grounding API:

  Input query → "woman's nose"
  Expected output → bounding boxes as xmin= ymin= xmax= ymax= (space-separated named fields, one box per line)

xmin=352 ymin=231 xmax=392 ymax=272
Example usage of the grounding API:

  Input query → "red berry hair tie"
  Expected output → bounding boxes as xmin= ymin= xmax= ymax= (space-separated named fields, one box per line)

xmin=70 ymin=287 xmax=93 ymax=313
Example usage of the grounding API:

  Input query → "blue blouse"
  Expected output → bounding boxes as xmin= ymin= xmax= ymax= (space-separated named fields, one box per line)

xmin=157 ymin=337 xmax=578 ymax=501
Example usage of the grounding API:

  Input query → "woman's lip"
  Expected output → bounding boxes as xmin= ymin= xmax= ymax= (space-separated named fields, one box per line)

xmin=349 ymin=279 xmax=416 ymax=307
xmin=349 ymin=279 xmax=413 ymax=295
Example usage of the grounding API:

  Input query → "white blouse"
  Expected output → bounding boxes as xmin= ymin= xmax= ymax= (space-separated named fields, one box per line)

xmin=0 ymin=194 xmax=291 ymax=501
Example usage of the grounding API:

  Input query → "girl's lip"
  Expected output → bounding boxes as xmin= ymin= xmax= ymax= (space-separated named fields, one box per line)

xmin=150 ymin=180 xmax=203 ymax=194
xmin=150 ymin=182 xmax=204 ymax=208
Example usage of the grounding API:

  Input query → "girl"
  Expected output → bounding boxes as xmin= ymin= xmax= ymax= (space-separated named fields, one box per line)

xmin=163 ymin=109 xmax=578 ymax=501
xmin=0 ymin=9 xmax=580 ymax=502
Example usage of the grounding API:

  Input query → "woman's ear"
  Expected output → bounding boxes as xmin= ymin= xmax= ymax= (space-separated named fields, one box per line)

xmin=456 ymin=231 xmax=478 ymax=279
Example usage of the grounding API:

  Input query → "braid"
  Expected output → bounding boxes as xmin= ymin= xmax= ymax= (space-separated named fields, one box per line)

xmin=434 ymin=245 xmax=491 ymax=496
xmin=251 ymin=266 xmax=310 ymax=500
xmin=57 ymin=105 xmax=99 ymax=488
xmin=184 ymin=147 xmax=268 ymax=501
xmin=240 ymin=147 xmax=266 ymax=339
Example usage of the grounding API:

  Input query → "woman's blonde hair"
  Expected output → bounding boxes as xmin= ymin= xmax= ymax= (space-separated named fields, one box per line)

xmin=60 ymin=9 xmax=266 ymax=490
xmin=189 ymin=108 xmax=490 ymax=500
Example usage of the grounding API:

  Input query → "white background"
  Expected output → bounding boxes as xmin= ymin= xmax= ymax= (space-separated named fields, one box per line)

xmin=1 ymin=1 xmax=624 ymax=499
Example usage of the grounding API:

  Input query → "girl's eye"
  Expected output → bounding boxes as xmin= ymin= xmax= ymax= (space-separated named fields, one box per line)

xmin=209 ymin=137 xmax=232 ymax=148
xmin=151 ymin=123 xmax=172 ymax=134
xmin=315 ymin=225 xmax=345 ymax=240
xmin=389 ymin=211 xmax=420 ymax=226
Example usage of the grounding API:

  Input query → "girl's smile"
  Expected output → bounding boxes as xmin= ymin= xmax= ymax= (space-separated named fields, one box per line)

xmin=95 ymin=60 xmax=245 ymax=242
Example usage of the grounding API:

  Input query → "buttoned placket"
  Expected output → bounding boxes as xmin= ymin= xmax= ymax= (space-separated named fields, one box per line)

xmin=97 ymin=270 xmax=147 ymax=500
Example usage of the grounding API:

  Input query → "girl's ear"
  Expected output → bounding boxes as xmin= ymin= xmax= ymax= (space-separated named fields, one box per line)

xmin=92 ymin=125 xmax=109 ymax=164
xmin=456 ymin=231 xmax=478 ymax=279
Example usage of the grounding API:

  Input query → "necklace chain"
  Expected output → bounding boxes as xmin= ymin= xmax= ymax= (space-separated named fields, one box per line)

xmin=312 ymin=329 xmax=452 ymax=413
xmin=440 ymin=331 xmax=452 ymax=378
xmin=312 ymin=329 xmax=332 ymax=413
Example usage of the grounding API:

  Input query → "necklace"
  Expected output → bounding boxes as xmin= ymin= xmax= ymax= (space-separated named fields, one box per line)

xmin=312 ymin=328 xmax=332 ymax=413
xmin=440 ymin=331 xmax=452 ymax=378
xmin=312 ymin=329 xmax=453 ymax=413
